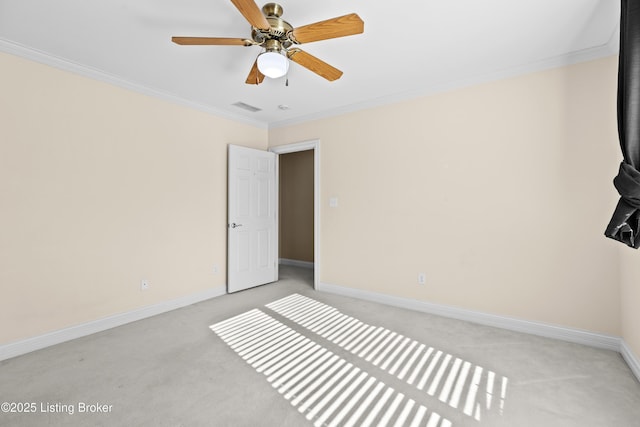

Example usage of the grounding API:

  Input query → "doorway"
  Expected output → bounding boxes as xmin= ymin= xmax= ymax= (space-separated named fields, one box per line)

xmin=270 ymin=140 xmax=320 ymax=290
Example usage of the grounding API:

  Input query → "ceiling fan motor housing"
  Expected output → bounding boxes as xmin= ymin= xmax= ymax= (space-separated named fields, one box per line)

xmin=251 ymin=3 xmax=294 ymax=48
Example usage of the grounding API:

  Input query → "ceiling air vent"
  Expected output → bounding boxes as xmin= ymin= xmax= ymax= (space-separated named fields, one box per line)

xmin=232 ymin=102 xmax=262 ymax=113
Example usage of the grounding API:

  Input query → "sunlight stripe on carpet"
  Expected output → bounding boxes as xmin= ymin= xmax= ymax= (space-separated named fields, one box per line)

xmin=265 ymin=294 xmax=509 ymax=421
xmin=211 ymin=309 xmax=450 ymax=427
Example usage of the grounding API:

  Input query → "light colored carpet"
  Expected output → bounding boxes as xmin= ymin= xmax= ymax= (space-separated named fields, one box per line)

xmin=1 ymin=265 xmax=639 ymax=426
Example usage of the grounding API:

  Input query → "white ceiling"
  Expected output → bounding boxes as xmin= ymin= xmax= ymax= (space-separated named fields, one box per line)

xmin=0 ymin=0 xmax=620 ymax=128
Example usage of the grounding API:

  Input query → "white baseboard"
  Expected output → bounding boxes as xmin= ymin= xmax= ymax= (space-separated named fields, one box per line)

xmin=318 ymin=282 xmax=621 ymax=352
xmin=279 ymin=258 xmax=314 ymax=269
xmin=0 ymin=286 xmax=226 ymax=362
xmin=621 ymin=340 xmax=640 ymax=383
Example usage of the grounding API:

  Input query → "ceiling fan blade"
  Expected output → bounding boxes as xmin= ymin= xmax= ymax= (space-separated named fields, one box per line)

xmin=288 ymin=49 xmax=343 ymax=81
xmin=230 ymin=0 xmax=270 ymax=30
xmin=245 ymin=59 xmax=265 ymax=85
xmin=172 ymin=37 xmax=250 ymax=46
xmin=292 ymin=13 xmax=364 ymax=44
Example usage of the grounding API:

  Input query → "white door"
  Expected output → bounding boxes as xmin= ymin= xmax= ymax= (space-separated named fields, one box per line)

xmin=227 ymin=145 xmax=277 ymax=293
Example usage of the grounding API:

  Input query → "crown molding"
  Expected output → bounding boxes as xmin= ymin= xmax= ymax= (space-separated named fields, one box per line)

xmin=269 ymin=36 xmax=619 ymax=129
xmin=0 ymin=26 xmax=619 ymax=132
xmin=0 ymin=38 xmax=268 ymax=129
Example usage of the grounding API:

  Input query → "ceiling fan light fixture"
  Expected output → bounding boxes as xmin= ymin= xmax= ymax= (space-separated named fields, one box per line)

xmin=257 ymin=50 xmax=289 ymax=79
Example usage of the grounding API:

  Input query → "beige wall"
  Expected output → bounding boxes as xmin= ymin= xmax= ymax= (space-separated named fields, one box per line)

xmin=0 ymin=52 xmax=267 ymax=345
xmin=1 ymin=50 xmax=632 ymax=351
xmin=270 ymin=56 xmax=622 ymax=336
xmin=620 ymin=248 xmax=640 ymax=357
xmin=279 ymin=150 xmax=314 ymax=262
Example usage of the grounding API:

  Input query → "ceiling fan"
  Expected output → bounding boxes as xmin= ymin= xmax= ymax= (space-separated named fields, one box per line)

xmin=171 ymin=0 xmax=364 ymax=85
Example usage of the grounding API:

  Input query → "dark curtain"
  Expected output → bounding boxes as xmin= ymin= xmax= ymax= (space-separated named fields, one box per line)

xmin=605 ymin=0 xmax=640 ymax=248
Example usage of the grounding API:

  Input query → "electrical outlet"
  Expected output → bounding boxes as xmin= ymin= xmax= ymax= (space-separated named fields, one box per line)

xmin=140 ymin=279 xmax=150 ymax=291
xmin=418 ymin=273 xmax=426 ymax=285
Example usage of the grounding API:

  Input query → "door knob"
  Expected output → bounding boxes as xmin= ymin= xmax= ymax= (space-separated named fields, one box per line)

xmin=229 ymin=223 xmax=243 ymax=229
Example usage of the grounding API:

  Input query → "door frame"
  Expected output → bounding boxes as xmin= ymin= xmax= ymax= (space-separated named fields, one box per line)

xmin=269 ymin=139 xmax=320 ymax=290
